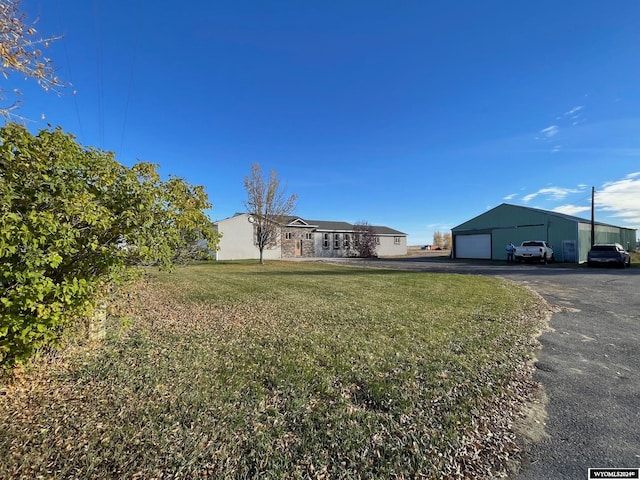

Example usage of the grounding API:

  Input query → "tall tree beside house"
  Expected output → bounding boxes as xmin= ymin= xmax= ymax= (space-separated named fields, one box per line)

xmin=0 ymin=0 xmax=65 ymax=119
xmin=443 ymin=232 xmax=452 ymax=250
xmin=433 ymin=231 xmax=444 ymax=249
xmin=243 ymin=163 xmax=297 ymax=264
xmin=352 ymin=221 xmax=378 ymax=258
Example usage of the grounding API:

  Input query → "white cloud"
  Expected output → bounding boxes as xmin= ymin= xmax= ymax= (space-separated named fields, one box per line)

xmin=523 ymin=186 xmax=579 ymax=203
xmin=563 ymin=105 xmax=584 ymax=117
xmin=537 ymin=105 xmax=586 ymax=151
xmin=557 ymin=105 xmax=585 ymax=123
xmin=540 ymin=125 xmax=559 ymax=138
xmin=542 ymin=187 xmax=580 ymax=199
xmin=553 ymin=204 xmax=591 ymax=216
xmin=503 ymin=193 xmax=517 ymax=200
xmin=595 ymin=173 xmax=640 ymax=227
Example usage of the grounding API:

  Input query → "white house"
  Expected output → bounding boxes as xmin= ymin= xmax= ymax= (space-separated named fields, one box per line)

xmin=213 ymin=213 xmax=408 ymax=260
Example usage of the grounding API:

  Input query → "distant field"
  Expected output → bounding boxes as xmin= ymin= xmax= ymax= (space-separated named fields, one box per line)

xmin=400 ymin=246 xmax=451 ymax=258
xmin=0 ymin=261 xmax=548 ymax=479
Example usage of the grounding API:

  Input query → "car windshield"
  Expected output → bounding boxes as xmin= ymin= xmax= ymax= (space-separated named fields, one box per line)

xmin=522 ymin=242 xmax=542 ymax=247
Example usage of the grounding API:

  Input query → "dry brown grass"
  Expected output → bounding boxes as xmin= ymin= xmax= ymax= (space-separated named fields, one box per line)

xmin=0 ymin=261 xmax=550 ymax=479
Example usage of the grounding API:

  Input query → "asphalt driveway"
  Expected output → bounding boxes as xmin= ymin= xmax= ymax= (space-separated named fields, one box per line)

xmin=310 ymin=256 xmax=640 ymax=478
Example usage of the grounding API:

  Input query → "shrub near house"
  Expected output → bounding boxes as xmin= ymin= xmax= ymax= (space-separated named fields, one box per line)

xmin=0 ymin=123 xmax=218 ymax=369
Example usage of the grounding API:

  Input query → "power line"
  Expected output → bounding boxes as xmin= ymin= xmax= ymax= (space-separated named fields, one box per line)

xmin=63 ymin=45 xmax=84 ymax=143
xmin=120 ymin=0 xmax=144 ymax=157
xmin=93 ymin=0 xmax=104 ymax=148
xmin=55 ymin=0 xmax=85 ymax=144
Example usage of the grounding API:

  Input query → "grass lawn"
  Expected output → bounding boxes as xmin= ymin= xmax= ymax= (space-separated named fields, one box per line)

xmin=0 ymin=261 xmax=549 ymax=479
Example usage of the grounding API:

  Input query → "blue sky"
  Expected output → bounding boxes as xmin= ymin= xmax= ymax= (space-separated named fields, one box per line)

xmin=12 ymin=1 xmax=640 ymax=245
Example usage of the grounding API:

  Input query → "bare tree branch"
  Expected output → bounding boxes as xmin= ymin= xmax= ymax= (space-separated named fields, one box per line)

xmin=352 ymin=221 xmax=378 ymax=258
xmin=0 ymin=0 xmax=65 ymax=119
xmin=243 ymin=163 xmax=297 ymax=264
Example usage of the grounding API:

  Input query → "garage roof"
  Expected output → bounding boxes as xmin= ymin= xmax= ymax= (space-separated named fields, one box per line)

xmin=453 ymin=203 xmax=632 ymax=231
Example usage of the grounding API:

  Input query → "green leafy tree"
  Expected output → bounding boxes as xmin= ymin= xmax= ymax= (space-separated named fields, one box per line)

xmin=243 ymin=163 xmax=297 ymax=264
xmin=0 ymin=123 xmax=219 ymax=368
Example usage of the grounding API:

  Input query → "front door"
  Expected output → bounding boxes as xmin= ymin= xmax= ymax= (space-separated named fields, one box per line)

xmin=295 ymin=239 xmax=302 ymax=257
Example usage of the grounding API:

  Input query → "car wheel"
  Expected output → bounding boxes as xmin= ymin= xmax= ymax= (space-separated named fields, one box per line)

xmin=542 ymin=254 xmax=547 ymax=264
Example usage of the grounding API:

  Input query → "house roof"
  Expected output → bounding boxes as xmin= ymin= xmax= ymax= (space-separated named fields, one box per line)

xmin=304 ymin=220 xmax=354 ymax=231
xmin=216 ymin=213 xmax=407 ymax=235
xmin=371 ymin=225 xmax=406 ymax=235
xmin=212 ymin=212 xmax=249 ymax=225
xmin=300 ymin=219 xmax=406 ymax=235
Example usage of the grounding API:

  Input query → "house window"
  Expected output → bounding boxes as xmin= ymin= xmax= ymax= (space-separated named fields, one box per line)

xmin=375 ymin=236 xmax=380 ymax=245
xmin=323 ymin=233 xmax=330 ymax=249
xmin=334 ymin=233 xmax=341 ymax=249
xmin=305 ymin=232 xmax=313 ymax=240
xmin=285 ymin=232 xmax=292 ymax=240
xmin=344 ymin=233 xmax=350 ymax=249
xmin=394 ymin=236 xmax=401 ymax=245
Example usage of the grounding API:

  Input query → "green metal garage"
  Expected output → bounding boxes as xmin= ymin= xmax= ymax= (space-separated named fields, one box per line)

xmin=452 ymin=203 xmax=637 ymax=263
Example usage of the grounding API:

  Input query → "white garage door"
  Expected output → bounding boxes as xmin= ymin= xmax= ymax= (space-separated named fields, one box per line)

xmin=455 ymin=234 xmax=491 ymax=259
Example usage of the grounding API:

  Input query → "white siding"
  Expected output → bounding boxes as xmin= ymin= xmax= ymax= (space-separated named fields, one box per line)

xmin=376 ymin=235 xmax=408 ymax=256
xmin=215 ymin=214 xmax=282 ymax=260
xmin=214 ymin=214 xmax=408 ymax=260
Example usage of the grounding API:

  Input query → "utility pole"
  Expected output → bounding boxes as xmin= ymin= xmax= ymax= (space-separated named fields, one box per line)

xmin=591 ymin=186 xmax=595 ymax=247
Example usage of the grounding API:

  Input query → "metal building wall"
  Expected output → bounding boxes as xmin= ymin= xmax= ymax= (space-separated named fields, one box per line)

xmin=453 ymin=204 xmax=635 ymax=262
xmin=545 ymin=216 xmax=579 ymax=262
xmin=453 ymin=204 xmax=578 ymax=261
xmin=576 ymin=223 xmax=637 ymax=262
xmin=619 ymin=228 xmax=638 ymax=252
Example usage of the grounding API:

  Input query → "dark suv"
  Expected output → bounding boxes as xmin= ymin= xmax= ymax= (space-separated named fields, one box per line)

xmin=587 ymin=243 xmax=631 ymax=268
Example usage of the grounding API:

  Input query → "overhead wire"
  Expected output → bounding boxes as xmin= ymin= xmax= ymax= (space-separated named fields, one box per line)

xmin=93 ymin=0 xmax=104 ymax=148
xmin=56 ymin=0 xmax=85 ymax=144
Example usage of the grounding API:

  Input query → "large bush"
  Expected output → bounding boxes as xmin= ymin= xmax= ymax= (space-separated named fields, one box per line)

xmin=0 ymin=123 xmax=219 ymax=368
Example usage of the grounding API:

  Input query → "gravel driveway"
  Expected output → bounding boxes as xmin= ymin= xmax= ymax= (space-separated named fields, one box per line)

xmin=308 ymin=256 xmax=640 ymax=478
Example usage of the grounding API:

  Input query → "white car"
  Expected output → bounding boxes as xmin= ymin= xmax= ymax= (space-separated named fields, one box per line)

xmin=514 ymin=241 xmax=554 ymax=264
